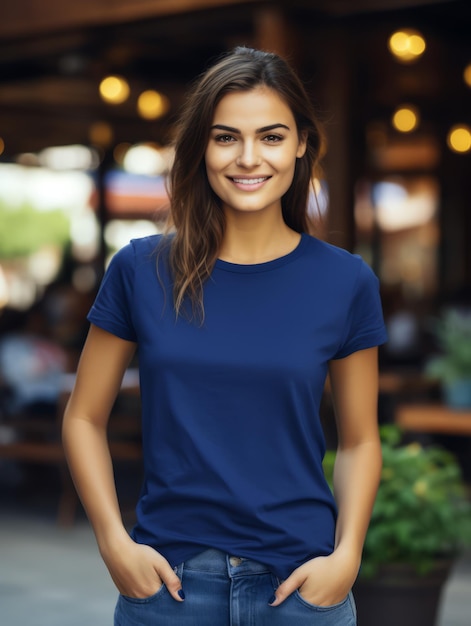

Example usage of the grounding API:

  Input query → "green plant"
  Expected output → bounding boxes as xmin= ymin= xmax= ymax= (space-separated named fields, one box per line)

xmin=426 ymin=309 xmax=471 ymax=384
xmin=323 ymin=425 xmax=471 ymax=578
xmin=0 ymin=201 xmax=70 ymax=259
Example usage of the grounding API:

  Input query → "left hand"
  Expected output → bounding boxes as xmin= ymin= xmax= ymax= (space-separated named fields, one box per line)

xmin=269 ymin=548 xmax=360 ymax=607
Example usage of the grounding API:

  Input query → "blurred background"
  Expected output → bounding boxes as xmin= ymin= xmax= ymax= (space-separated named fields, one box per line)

xmin=0 ymin=1 xmax=470 ymax=625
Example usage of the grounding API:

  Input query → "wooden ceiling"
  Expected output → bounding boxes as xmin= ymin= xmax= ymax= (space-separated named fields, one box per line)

xmin=0 ymin=0 xmax=469 ymax=156
xmin=0 ymin=0 xmax=456 ymax=39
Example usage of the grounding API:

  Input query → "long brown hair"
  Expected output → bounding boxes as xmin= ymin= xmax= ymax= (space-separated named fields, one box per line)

xmin=166 ymin=46 xmax=325 ymax=320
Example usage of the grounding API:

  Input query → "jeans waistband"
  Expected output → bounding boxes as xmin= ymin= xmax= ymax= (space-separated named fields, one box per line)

xmin=184 ymin=549 xmax=272 ymax=577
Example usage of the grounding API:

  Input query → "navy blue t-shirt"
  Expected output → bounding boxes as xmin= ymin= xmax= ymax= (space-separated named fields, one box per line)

xmin=88 ymin=233 xmax=387 ymax=579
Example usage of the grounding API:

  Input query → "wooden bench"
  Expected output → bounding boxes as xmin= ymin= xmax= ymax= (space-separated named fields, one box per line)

xmin=395 ymin=403 xmax=471 ymax=436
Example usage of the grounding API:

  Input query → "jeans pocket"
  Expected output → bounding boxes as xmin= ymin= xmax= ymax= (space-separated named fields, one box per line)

xmin=119 ymin=582 xmax=166 ymax=604
xmin=294 ymin=589 xmax=357 ymax=624
xmin=294 ymin=590 xmax=350 ymax=611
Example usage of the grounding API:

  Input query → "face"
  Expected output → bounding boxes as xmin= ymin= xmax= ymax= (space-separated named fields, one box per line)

xmin=204 ymin=87 xmax=307 ymax=218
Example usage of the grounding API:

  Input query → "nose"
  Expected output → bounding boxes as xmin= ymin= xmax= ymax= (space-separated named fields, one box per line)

xmin=236 ymin=140 xmax=261 ymax=168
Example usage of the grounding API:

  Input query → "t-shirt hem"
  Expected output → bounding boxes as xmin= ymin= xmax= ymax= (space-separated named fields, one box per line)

xmin=332 ymin=330 xmax=388 ymax=360
xmin=87 ymin=314 xmax=137 ymax=343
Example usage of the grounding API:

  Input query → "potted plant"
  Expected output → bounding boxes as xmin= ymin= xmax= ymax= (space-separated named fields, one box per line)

xmin=323 ymin=425 xmax=471 ymax=626
xmin=426 ymin=309 xmax=471 ymax=409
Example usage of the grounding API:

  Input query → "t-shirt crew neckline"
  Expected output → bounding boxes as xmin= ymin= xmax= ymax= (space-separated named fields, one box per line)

xmin=215 ymin=232 xmax=308 ymax=274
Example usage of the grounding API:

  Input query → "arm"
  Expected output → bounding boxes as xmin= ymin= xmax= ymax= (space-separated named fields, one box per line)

xmin=62 ymin=324 xmax=184 ymax=601
xmin=329 ymin=346 xmax=382 ymax=565
xmin=271 ymin=347 xmax=382 ymax=606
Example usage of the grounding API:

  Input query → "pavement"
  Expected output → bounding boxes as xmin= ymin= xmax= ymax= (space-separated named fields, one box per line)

xmin=0 ymin=476 xmax=470 ymax=626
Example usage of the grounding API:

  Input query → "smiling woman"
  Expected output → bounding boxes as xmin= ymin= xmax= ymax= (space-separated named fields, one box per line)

xmin=167 ymin=47 xmax=325 ymax=316
xmin=205 ymin=88 xmax=307 ymax=231
xmin=62 ymin=46 xmax=387 ymax=626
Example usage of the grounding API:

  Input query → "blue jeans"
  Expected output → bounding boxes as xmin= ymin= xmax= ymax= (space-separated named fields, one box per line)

xmin=114 ymin=548 xmax=357 ymax=625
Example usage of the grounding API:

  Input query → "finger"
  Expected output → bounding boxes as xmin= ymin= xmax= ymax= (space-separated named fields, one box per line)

xmin=156 ymin=562 xmax=185 ymax=602
xmin=269 ymin=573 xmax=305 ymax=607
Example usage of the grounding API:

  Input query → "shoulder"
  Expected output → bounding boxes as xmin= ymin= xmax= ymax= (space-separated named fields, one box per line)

xmin=129 ymin=234 xmax=163 ymax=256
xmin=303 ymin=234 xmax=363 ymax=272
xmin=111 ymin=234 xmax=164 ymax=266
xmin=302 ymin=234 xmax=379 ymax=292
xmin=303 ymin=234 xmax=352 ymax=259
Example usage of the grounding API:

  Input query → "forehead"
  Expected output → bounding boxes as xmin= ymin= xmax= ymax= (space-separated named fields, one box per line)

xmin=211 ymin=87 xmax=296 ymax=129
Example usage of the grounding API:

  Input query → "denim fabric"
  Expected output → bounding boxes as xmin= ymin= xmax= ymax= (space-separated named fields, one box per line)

xmin=114 ymin=548 xmax=357 ymax=626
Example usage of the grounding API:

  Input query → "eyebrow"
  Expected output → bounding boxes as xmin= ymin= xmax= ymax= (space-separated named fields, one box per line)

xmin=210 ymin=123 xmax=290 ymax=134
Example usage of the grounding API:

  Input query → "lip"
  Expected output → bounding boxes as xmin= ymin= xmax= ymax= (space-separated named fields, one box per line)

xmin=227 ymin=175 xmax=271 ymax=191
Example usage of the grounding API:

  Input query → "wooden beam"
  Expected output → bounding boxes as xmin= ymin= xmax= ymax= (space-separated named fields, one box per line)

xmin=1 ymin=0 xmax=464 ymax=40
xmin=253 ymin=6 xmax=291 ymax=59
xmin=0 ymin=0 xmax=265 ymax=39
xmin=319 ymin=25 xmax=356 ymax=252
xmin=294 ymin=0 xmax=459 ymax=16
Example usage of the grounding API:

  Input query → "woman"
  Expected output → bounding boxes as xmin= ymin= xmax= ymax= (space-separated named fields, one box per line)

xmin=63 ymin=47 xmax=387 ymax=625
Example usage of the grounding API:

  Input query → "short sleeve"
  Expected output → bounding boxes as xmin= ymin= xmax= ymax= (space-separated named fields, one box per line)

xmin=87 ymin=243 xmax=137 ymax=342
xmin=333 ymin=259 xmax=388 ymax=359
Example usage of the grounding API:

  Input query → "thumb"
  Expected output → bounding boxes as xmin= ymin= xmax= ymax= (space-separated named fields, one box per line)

xmin=269 ymin=572 xmax=304 ymax=607
xmin=155 ymin=560 xmax=185 ymax=602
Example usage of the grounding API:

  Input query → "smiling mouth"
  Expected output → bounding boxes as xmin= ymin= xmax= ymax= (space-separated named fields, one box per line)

xmin=229 ymin=176 xmax=270 ymax=185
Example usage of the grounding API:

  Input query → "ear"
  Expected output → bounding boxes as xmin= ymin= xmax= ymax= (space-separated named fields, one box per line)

xmin=296 ymin=130 xmax=308 ymax=158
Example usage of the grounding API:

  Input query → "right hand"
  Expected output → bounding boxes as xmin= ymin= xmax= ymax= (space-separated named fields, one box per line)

xmin=100 ymin=536 xmax=184 ymax=602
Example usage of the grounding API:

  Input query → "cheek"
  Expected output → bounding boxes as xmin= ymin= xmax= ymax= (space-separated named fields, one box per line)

xmin=277 ymin=152 xmax=298 ymax=179
xmin=205 ymin=148 xmax=227 ymax=175
xmin=271 ymin=143 xmax=301 ymax=170
xmin=275 ymin=153 xmax=298 ymax=193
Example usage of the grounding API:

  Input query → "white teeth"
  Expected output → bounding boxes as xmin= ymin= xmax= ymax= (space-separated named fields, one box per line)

xmin=232 ymin=177 xmax=267 ymax=185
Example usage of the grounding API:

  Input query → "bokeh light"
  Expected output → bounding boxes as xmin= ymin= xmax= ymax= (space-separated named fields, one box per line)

xmin=447 ymin=125 xmax=471 ymax=153
xmin=39 ymin=145 xmax=99 ymax=170
xmin=388 ymin=29 xmax=426 ymax=63
xmin=463 ymin=63 xmax=471 ymax=88
xmin=99 ymin=75 xmax=130 ymax=105
xmin=137 ymin=90 xmax=170 ymax=120
xmin=88 ymin=121 xmax=114 ymax=148
xmin=123 ymin=143 xmax=167 ymax=176
xmin=392 ymin=105 xmax=420 ymax=133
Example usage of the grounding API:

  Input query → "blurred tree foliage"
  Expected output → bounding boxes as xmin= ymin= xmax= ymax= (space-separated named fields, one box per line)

xmin=0 ymin=201 xmax=70 ymax=258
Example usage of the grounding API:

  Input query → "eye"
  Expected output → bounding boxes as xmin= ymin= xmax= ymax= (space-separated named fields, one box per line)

xmin=263 ymin=134 xmax=284 ymax=143
xmin=214 ymin=134 xmax=236 ymax=143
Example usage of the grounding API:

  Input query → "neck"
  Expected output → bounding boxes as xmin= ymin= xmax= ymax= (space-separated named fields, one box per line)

xmin=218 ymin=209 xmax=301 ymax=264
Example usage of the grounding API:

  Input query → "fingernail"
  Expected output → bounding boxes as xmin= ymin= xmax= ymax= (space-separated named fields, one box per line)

xmin=178 ymin=589 xmax=185 ymax=600
xmin=268 ymin=595 xmax=276 ymax=605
